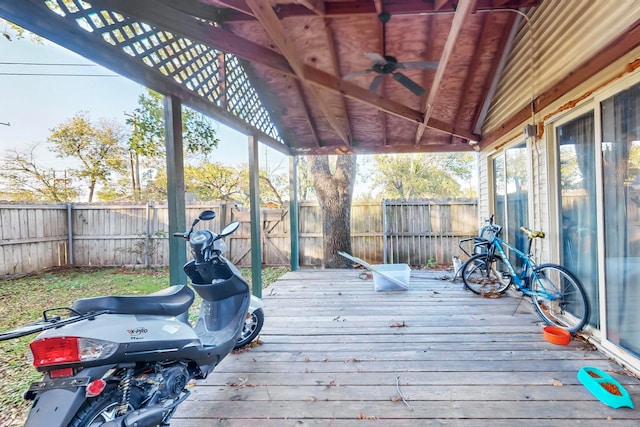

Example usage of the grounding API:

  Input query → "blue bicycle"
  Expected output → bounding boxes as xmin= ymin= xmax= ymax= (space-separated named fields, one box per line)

xmin=460 ymin=216 xmax=589 ymax=333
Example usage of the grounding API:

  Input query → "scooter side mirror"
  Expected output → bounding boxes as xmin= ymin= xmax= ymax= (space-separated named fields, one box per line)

xmin=219 ymin=221 xmax=240 ymax=238
xmin=198 ymin=210 xmax=216 ymax=221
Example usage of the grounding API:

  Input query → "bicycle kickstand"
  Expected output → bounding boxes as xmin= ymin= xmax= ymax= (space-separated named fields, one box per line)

xmin=512 ymin=294 xmax=526 ymax=316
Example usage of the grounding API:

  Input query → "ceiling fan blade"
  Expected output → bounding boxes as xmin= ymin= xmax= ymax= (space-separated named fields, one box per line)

xmin=392 ymin=72 xmax=425 ymax=96
xmin=364 ymin=52 xmax=387 ymax=65
xmin=343 ymin=69 xmax=373 ymax=80
xmin=369 ymin=75 xmax=385 ymax=92
xmin=399 ymin=61 xmax=439 ymax=70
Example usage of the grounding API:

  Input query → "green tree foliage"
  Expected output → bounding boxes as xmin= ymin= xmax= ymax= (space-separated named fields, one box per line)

xmin=127 ymin=90 xmax=220 ymax=161
xmin=240 ymin=162 xmax=288 ymax=207
xmin=143 ymin=161 xmax=289 ymax=207
xmin=48 ymin=113 xmax=127 ymax=202
xmin=0 ymin=144 xmax=79 ymax=201
xmin=295 ymin=156 xmax=317 ymax=201
xmin=185 ymin=162 xmax=245 ymax=202
xmin=126 ymin=90 xmax=220 ymax=200
xmin=372 ymin=152 xmax=475 ymax=199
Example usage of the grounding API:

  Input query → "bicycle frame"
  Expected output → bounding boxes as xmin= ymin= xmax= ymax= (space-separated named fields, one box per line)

xmin=489 ymin=234 xmax=559 ymax=301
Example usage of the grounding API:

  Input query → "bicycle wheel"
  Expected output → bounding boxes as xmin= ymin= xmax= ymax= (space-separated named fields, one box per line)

xmin=530 ymin=264 xmax=589 ymax=333
xmin=461 ymin=253 xmax=512 ymax=296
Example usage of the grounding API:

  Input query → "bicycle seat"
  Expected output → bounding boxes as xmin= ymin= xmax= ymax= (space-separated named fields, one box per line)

xmin=520 ymin=226 xmax=545 ymax=239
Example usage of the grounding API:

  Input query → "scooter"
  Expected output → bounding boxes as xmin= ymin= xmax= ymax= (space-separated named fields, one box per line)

xmin=0 ymin=209 xmax=264 ymax=427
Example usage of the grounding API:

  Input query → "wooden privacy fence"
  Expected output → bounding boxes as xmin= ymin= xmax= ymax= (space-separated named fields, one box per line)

xmin=0 ymin=200 xmax=478 ymax=277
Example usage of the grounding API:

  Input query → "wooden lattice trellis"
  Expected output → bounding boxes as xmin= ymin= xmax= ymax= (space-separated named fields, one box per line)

xmin=43 ymin=0 xmax=280 ymax=141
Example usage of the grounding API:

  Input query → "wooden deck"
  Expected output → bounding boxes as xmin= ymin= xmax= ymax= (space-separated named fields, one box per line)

xmin=171 ymin=269 xmax=640 ymax=426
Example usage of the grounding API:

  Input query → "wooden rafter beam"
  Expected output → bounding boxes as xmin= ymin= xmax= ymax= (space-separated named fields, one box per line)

xmin=293 ymin=140 xmax=475 ymax=156
xmin=322 ymin=17 xmax=354 ymax=144
xmin=198 ymin=0 xmax=254 ymax=18
xmin=415 ymin=0 xmax=477 ymax=145
xmin=245 ymin=0 xmax=351 ymax=145
xmin=293 ymin=0 xmax=325 ymax=16
xmin=216 ymin=0 xmax=542 ymax=21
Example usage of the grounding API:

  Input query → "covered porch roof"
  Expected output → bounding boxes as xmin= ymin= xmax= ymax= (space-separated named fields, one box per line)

xmin=1 ymin=0 xmax=545 ymax=156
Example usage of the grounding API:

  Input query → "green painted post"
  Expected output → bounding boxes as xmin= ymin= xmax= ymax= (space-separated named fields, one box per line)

xmin=164 ymin=95 xmax=187 ymax=286
xmin=248 ymin=134 xmax=263 ymax=297
xmin=289 ymin=155 xmax=299 ymax=271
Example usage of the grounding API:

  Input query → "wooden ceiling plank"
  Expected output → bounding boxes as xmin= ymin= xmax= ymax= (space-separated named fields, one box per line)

xmin=244 ymin=0 xmax=352 ymax=145
xmin=293 ymin=79 xmax=323 ymax=146
xmin=472 ymin=11 xmax=519 ymax=135
xmin=481 ymin=17 xmax=640 ymax=148
xmin=414 ymin=0 xmax=477 ymax=145
xmin=453 ymin=13 xmax=488 ymax=143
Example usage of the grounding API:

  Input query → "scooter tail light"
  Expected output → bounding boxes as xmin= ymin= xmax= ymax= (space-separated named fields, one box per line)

xmin=86 ymin=379 xmax=107 ymax=397
xmin=30 ymin=337 xmax=118 ymax=367
xmin=50 ymin=367 xmax=74 ymax=379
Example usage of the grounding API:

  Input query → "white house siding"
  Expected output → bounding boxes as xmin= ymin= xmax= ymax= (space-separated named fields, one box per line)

xmin=478 ymin=1 xmax=640 ymax=372
xmin=484 ymin=0 xmax=640 ymax=135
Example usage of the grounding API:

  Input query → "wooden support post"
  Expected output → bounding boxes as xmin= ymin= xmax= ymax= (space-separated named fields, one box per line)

xmin=164 ymin=95 xmax=187 ymax=286
xmin=248 ymin=134 xmax=263 ymax=297
xmin=289 ymin=155 xmax=299 ymax=271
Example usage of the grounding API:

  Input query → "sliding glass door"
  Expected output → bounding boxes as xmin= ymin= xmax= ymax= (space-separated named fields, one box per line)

xmin=556 ymin=112 xmax=598 ymax=327
xmin=601 ymin=82 xmax=640 ymax=356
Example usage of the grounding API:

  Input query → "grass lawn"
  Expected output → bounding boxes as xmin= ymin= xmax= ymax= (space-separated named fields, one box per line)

xmin=0 ymin=266 xmax=287 ymax=427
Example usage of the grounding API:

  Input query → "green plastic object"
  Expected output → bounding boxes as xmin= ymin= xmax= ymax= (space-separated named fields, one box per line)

xmin=577 ymin=367 xmax=634 ymax=409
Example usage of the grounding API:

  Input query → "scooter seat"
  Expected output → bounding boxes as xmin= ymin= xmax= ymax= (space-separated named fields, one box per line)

xmin=71 ymin=285 xmax=195 ymax=317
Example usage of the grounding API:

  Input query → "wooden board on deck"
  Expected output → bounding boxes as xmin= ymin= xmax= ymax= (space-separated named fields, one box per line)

xmin=171 ymin=269 xmax=640 ymax=426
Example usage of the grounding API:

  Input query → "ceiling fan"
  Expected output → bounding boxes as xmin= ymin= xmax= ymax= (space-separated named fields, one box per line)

xmin=343 ymin=12 xmax=438 ymax=96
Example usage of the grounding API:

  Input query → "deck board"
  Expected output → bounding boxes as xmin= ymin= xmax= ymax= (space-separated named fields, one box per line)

xmin=171 ymin=269 xmax=640 ymax=426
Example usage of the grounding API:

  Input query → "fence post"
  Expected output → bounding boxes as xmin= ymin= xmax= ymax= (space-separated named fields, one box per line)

xmin=67 ymin=203 xmax=74 ymax=265
xmin=382 ymin=199 xmax=387 ymax=263
xmin=145 ymin=202 xmax=151 ymax=268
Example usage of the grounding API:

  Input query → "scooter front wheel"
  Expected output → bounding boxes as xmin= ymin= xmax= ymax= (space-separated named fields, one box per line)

xmin=234 ymin=307 xmax=264 ymax=349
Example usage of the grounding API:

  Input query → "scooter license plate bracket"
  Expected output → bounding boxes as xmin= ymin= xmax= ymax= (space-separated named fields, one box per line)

xmin=28 ymin=376 xmax=90 ymax=393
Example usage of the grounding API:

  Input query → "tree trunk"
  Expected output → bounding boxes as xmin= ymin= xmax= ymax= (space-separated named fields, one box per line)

xmin=309 ymin=155 xmax=357 ymax=268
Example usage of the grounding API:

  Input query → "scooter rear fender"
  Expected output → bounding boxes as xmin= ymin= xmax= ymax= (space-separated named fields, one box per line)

xmin=24 ymin=366 xmax=112 ymax=427
xmin=25 ymin=387 xmax=86 ymax=427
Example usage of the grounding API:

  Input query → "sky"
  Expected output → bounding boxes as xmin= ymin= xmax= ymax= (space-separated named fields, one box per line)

xmin=0 ymin=29 xmax=287 ymax=172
